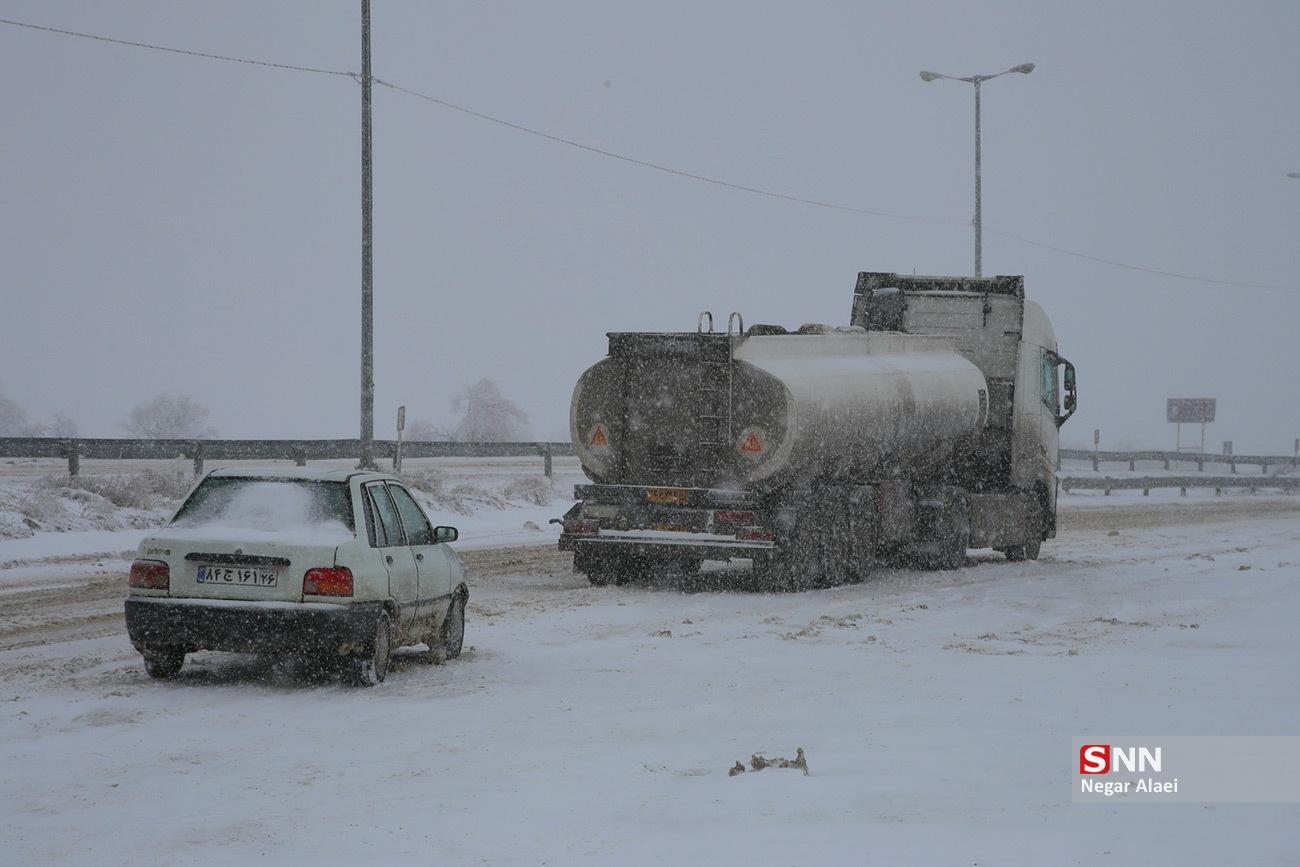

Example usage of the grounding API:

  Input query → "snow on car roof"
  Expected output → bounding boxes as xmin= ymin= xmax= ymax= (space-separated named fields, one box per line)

xmin=205 ymin=466 xmax=394 ymax=483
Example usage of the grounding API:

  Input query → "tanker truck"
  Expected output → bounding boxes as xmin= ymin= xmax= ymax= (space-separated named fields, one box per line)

xmin=557 ymin=272 xmax=1077 ymax=588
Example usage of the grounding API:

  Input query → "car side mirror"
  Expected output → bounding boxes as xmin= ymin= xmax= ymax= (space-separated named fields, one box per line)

xmin=434 ymin=526 xmax=458 ymax=544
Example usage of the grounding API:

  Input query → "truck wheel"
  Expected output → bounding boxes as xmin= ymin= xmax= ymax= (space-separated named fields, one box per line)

xmin=1003 ymin=537 xmax=1042 ymax=562
xmin=575 ymin=549 xmax=630 ymax=586
xmin=441 ymin=593 xmax=466 ymax=660
xmin=344 ymin=611 xmax=392 ymax=687
xmin=1004 ymin=497 xmax=1045 ymax=562
xmin=142 ymin=647 xmax=185 ymax=679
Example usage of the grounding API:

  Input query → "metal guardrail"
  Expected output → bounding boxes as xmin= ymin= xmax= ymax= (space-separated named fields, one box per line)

xmin=1061 ymin=448 xmax=1298 ymax=474
xmin=0 ymin=437 xmax=576 ymax=477
xmin=1060 ymin=475 xmax=1300 ymax=496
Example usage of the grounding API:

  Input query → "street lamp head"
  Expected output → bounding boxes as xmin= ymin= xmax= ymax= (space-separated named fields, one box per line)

xmin=1010 ymin=62 xmax=1035 ymax=74
xmin=919 ymin=71 xmax=943 ymax=82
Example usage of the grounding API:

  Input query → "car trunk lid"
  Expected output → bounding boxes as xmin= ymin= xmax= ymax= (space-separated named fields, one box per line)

xmin=142 ymin=532 xmax=346 ymax=603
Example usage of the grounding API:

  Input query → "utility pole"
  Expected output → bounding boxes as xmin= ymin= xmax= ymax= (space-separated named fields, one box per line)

xmin=974 ymin=80 xmax=982 ymax=276
xmin=358 ymin=0 xmax=377 ymax=469
xmin=920 ymin=63 xmax=1034 ymax=277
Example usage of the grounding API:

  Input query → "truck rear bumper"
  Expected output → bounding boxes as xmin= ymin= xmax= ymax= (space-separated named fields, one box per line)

xmin=124 ymin=597 xmax=384 ymax=655
xmin=560 ymin=530 xmax=774 ymax=560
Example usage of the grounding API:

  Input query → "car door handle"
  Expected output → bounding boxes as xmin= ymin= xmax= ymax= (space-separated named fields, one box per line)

xmin=415 ymin=553 xmax=424 ymax=561
xmin=385 ymin=555 xmax=394 ymax=565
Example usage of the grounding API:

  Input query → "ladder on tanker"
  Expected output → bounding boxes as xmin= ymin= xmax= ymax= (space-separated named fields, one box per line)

xmin=695 ymin=312 xmax=743 ymax=461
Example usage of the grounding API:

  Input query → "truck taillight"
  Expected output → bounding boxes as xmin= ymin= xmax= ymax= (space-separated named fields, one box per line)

xmin=303 ymin=567 xmax=353 ymax=597
xmin=129 ymin=559 xmax=170 ymax=589
xmin=736 ymin=527 xmax=774 ymax=541
xmin=714 ymin=510 xmax=756 ymax=525
xmin=563 ymin=519 xmax=600 ymax=535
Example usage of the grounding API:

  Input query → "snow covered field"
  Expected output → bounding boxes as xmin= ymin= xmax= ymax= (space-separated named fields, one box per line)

xmin=2 ymin=496 xmax=1298 ymax=865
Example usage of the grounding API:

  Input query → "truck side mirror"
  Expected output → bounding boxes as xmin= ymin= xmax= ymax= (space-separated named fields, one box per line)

xmin=1058 ymin=361 xmax=1077 ymax=427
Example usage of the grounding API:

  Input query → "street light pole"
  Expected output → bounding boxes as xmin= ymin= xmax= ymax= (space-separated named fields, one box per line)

xmin=920 ymin=63 xmax=1035 ymax=277
xmin=358 ymin=0 xmax=377 ymax=470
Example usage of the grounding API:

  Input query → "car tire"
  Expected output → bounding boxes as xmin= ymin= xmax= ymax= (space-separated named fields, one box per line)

xmin=142 ymin=648 xmax=185 ymax=679
xmin=344 ymin=611 xmax=392 ymax=687
xmin=441 ymin=593 xmax=466 ymax=660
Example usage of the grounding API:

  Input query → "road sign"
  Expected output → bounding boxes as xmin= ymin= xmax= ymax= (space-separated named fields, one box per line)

xmin=1167 ymin=398 xmax=1215 ymax=453
xmin=1166 ymin=398 xmax=1216 ymax=423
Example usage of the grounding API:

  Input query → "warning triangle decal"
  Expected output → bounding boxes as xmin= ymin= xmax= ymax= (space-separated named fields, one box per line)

xmin=740 ymin=431 xmax=764 ymax=454
xmin=589 ymin=425 xmax=608 ymax=447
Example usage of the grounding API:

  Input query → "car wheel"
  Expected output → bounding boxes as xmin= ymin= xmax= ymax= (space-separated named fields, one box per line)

xmin=142 ymin=648 xmax=185 ymax=679
xmin=344 ymin=611 xmax=392 ymax=687
xmin=441 ymin=593 xmax=466 ymax=660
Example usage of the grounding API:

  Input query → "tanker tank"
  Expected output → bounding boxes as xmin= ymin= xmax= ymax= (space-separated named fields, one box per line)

xmin=570 ymin=326 xmax=990 ymax=492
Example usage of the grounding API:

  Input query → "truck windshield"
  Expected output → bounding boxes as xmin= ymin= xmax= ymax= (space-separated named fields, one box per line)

xmin=171 ymin=478 xmax=354 ymax=533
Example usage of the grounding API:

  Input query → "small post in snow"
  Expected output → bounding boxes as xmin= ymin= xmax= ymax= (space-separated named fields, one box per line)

xmin=64 ymin=438 xmax=80 ymax=477
xmin=393 ymin=405 xmax=406 ymax=474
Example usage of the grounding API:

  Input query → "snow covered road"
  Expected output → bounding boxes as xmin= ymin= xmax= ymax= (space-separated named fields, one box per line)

xmin=2 ymin=500 xmax=1299 ymax=865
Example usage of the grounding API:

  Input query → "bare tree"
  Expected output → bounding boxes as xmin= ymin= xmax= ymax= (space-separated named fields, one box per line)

xmin=0 ymin=385 xmax=76 ymax=436
xmin=451 ymin=379 xmax=529 ymax=442
xmin=0 ymin=385 xmax=30 ymax=436
xmin=405 ymin=419 xmax=453 ymax=442
xmin=45 ymin=412 xmax=79 ymax=438
xmin=123 ymin=393 xmax=217 ymax=439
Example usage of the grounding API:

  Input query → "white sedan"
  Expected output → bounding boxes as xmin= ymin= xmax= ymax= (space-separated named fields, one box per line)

xmin=124 ymin=467 xmax=468 ymax=686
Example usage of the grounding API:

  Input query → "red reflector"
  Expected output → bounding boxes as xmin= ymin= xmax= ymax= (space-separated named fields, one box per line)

xmin=129 ymin=559 xmax=170 ymax=589
xmin=736 ymin=527 xmax=774 ymax=541
xmin=564 ymin=519 xmax=600 ymax=535
xmin=714 ymin=510 xmax=756 ymax=524
xmin=303 ymin=567 xmax=353 ymax=597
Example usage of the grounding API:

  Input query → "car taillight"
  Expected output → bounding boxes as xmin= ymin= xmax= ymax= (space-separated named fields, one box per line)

xmin=714 ymin=510 xmax=757 ymax=525
xmin=129 ymin=559 xmax=170 ymax=589
xmin=303 ymin=567 xmax=353 ymax=597
xmin=563 ymin=518 xmax=600 ymax=535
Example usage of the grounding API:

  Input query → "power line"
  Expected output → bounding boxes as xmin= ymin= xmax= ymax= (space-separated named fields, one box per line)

xmin=374 ymin=77 xmax=1300 ymax=293
xmin=373 ymin=76 xmax=965 ymax=228
xmin=986 ymin=228 xmax=1297 ymax=292
xmin=2 ymin=16 xmax=1296 ymax=293
xmin=0 ymin=17 xmax=352 ymax=77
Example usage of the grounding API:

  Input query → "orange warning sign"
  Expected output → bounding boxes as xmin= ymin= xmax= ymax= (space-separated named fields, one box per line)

xmin=589 ymin=425 xmax=609 ymax=447
xmin=739 ymin=430 xmax=764 ymax=454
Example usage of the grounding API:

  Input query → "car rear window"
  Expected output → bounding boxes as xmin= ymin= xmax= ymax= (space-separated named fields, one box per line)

xmin=171 ymin=478 xmax=355 ymax=535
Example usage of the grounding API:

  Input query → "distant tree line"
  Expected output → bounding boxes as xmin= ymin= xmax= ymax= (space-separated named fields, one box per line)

xmin=0 ymin=384 xmax=79 ymax=437
xmin=2 ymin=378 xmax=529 ymax=442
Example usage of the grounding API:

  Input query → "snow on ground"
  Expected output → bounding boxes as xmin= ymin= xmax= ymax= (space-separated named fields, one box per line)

xmin=1 ymin=498 xmax=1298 ymax=865
xmin=0 ymin=456 xmax=584 ymax=562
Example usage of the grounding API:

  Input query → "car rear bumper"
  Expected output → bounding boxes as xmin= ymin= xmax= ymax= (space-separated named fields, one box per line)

xmin=124 ymin=597 xmax=384 ymax=655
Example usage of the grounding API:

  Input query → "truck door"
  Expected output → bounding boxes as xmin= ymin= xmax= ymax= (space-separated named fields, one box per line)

xmin=362 ymin=482 xmax=418 ymax=627
xmin=386 ymin=482 xmax=453 ymax=631
xmin=1039 ymin=349 xmax=1062 ymax=480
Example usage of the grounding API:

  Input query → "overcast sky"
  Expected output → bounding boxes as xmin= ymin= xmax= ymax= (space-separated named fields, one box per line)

xmin=2 ymin=1 xmax=1297 ymax=452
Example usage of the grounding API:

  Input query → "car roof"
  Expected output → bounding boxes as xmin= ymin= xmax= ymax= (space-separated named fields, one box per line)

xmin=205 ymin=466 xmax=398 ymax=483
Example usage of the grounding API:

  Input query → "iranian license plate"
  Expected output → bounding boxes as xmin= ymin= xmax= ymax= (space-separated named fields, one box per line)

xmin=196 ymin=564 xmax=279 ymax=587
xmin=647 ymin=487 xmax=691 ymax=505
